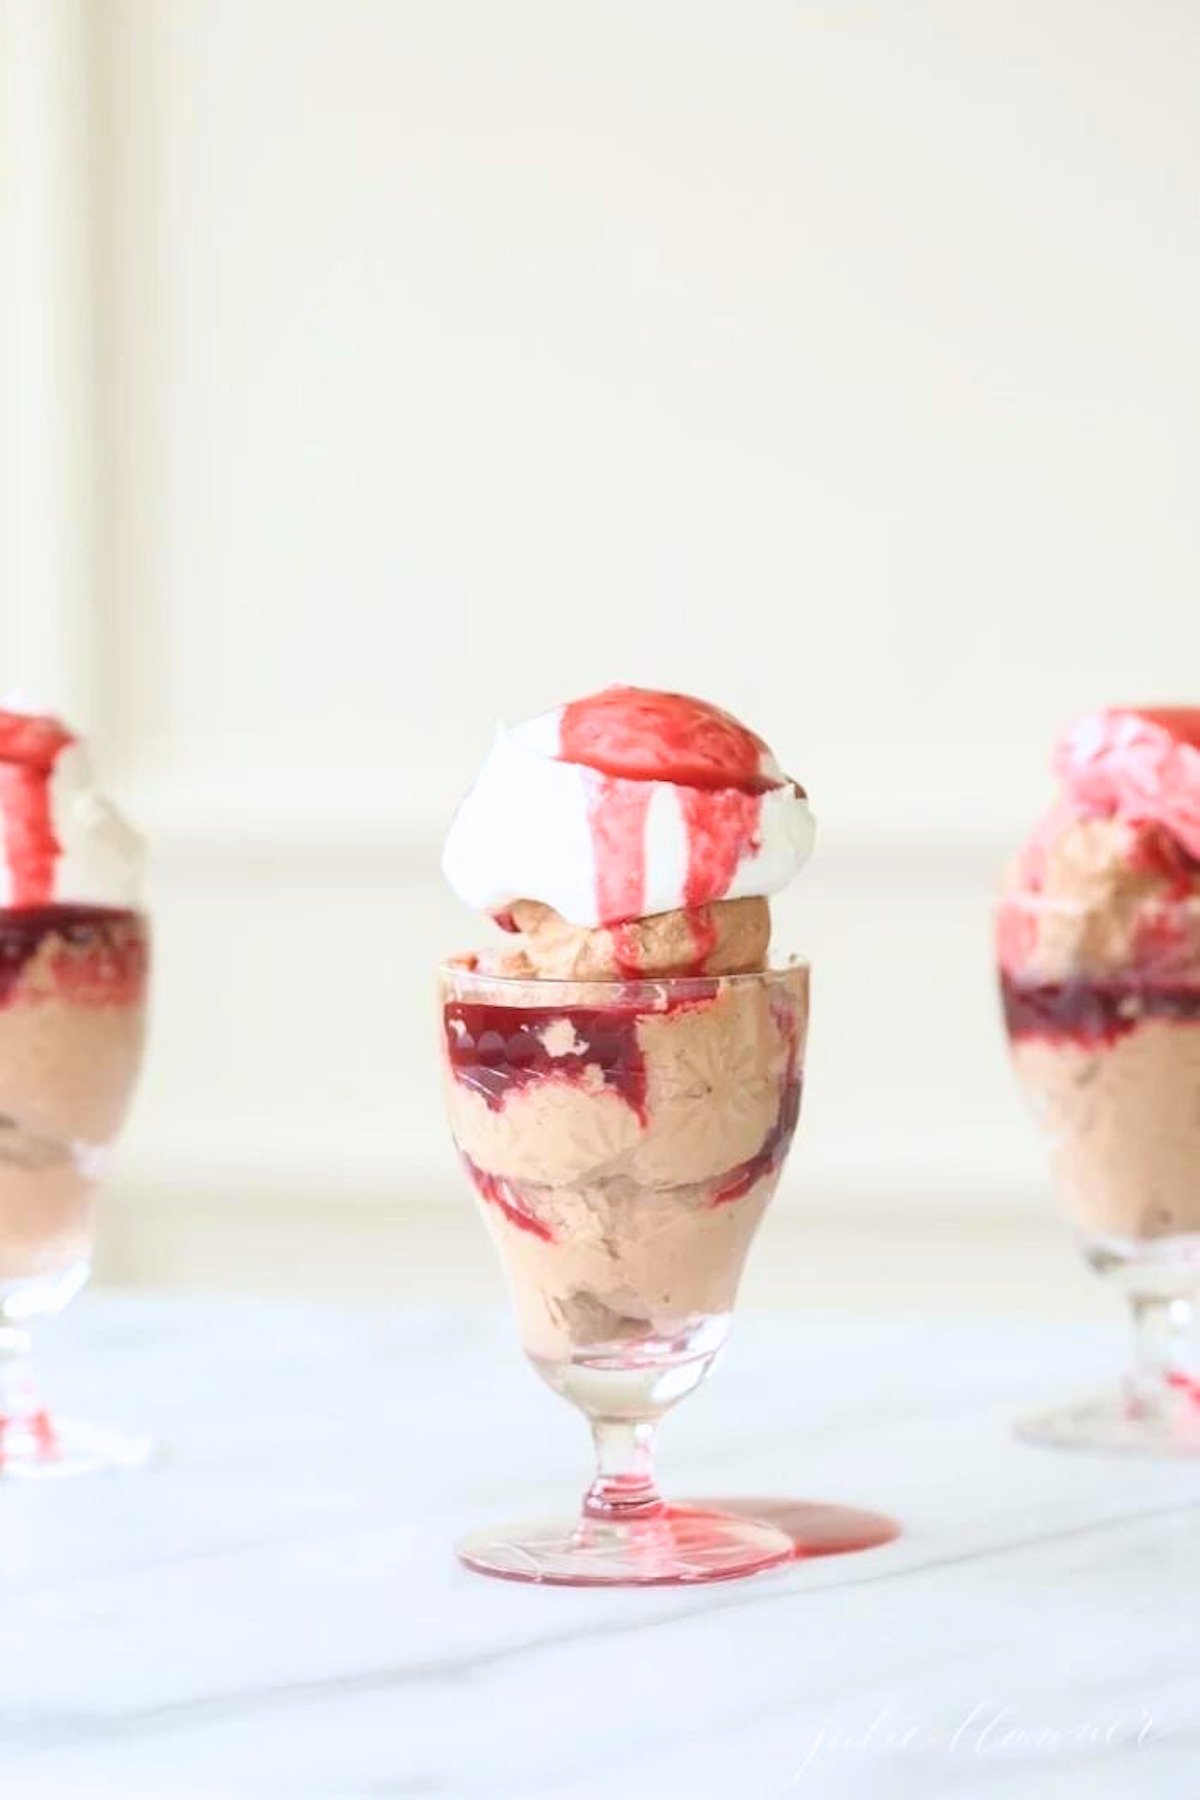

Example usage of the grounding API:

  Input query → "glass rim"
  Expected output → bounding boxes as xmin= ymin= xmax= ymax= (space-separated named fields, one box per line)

xmin=438 ymin=953 xmax=808 ymax=996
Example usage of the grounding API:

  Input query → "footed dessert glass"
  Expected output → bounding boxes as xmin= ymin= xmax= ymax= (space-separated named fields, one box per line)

xmin=440 ymin=959 xmax=808 ymax=1584
xmin=1000 ymin=896 xmax=1200 ymax=1456
xmin=0 ymin=904 xmax=150 ymax=1476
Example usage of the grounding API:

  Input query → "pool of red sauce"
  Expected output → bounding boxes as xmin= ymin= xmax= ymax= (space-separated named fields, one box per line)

xmin=681 ymin=1498 xmax=900 ymax=1558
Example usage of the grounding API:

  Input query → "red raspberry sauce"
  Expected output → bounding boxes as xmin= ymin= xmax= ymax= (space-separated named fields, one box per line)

xmin=459 ymin=1153 xmax=554 ymax=1241
xmin=585 ymin=780 xmax=652 ymax=926
xmin=0 ymin=713 xmax=75 ymax=907
xmin=0 ymin=904 xmax=148 ymax=1008
xmin=559 ymin=686 xmax=776 ymax=793
xmin=444 ymin=999 xmax=648 ymax=1124
xmin=1125 ymin=707 xmax=1200 ymax=749
xmin=558 ymin=687 xmax=784 ymax=925
xmin=1000 ymin=971 xmax=1200 ymax=1045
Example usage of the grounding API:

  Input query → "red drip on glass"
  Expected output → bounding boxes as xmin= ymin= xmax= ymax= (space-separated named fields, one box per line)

xmin=459 ymin=1154 xmax=553 ymax=1242
xmin=712 ymin=996 xmax=802 ymax=1206
xmin=712 ymin=1078 xmax=802 ymax=1206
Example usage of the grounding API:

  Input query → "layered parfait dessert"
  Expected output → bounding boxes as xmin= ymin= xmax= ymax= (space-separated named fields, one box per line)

xmin=998 ymin=709 xmax=1200 ymax=1244
xmin=440 ymin=687 xmax=813 ymax=1381
xmin=0 ymin=707 xmax=147 ymax=1316
xmin=998 ymin=707 xmax=1200 ymax=1450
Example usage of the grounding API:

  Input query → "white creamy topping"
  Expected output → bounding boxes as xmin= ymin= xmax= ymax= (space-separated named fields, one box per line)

xmin=47 ymin=742 xmax=144 ymax=907
xmin=442 ymin=708 xmax=815 ymax=927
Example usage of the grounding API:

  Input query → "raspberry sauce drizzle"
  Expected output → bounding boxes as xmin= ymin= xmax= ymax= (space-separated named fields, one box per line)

xmin=606 ymin=912 xmax=719 ymax=979
xmin=684 ymin=907 xmax=719 ymax=973
xmin=710 ymin=1077 xmax=802 ymax=1207
xmin=557 ymin=687 xmax=776 ymax=924
xmin=443 ymin=1000 xmax=649 ymax=1123
xmin=559 ymin=687 xmax=775 ymax=793
xmin=584 ymin=776 xmax=651 ymax=925
xmin=712 ymin=993 xmax=803 ymax=1206
xmin=1124 ymin=819 xmax=1200 ymax=902
xmin=610 ymin=922 xmax=646 ymax=979
xmin=1000 ymin=972 xmax=1200 ymax=1046
xmin=0 ymin=714 xmax=75 ymax=907
xmin=681 ymin=790 xmax=762 ymax=911
xmin=460 ymin=1153 xmax=553 ymax=1242
xmin=1121 ymin=707 xmax=1200 ymax=749
xmin=0 ymin=904 xmax=147 ymax=1008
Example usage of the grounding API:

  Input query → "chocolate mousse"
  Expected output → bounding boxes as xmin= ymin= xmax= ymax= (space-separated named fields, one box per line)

xmin=504 ymin=894 xmax=771 ymax=980
xmin=999 ymin=708 xmax=1200 ymax=1244
xmin=442 ymin=961 xmax=807 ymax=1363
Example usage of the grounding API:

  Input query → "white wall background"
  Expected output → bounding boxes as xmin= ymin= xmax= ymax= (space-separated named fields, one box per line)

xmin=3 ymin=0 xmax=1199 ymax=1303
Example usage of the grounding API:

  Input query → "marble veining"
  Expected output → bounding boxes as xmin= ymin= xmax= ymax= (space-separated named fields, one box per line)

xmin=0 ymin=1296 xmax=1197 ymax=1798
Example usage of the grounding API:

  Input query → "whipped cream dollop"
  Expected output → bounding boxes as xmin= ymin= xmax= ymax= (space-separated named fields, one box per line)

xmin=443 ymin=686 xmax=815 ymax=927
xmin=0 ymin=704 xmax=144 ymax=909
xmin=1053 ymin=708 xmax=1200 ymax=863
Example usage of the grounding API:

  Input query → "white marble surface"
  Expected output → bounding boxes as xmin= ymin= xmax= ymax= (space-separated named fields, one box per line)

xmin=1 ymin=1295 xmax=1197 ymax=1799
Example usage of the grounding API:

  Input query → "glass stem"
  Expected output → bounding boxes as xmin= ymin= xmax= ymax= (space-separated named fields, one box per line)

xmin=1127 ymin=1292 xmax=1196 ymax=1407
xmin=0 ymin=1319 xmax=40 ymax=1426
xmin=583 ymin=1418 xmax=664 ymax=1521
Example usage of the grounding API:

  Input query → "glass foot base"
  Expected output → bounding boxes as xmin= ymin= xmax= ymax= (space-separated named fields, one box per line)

xmin=457 ymin=1505 xmax=795 ymax=1586
xmin=1016 ymin=1387 xmax=1200 ymax=1459
xmin=0 ymin=1411 xmax=154 ymax=1479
